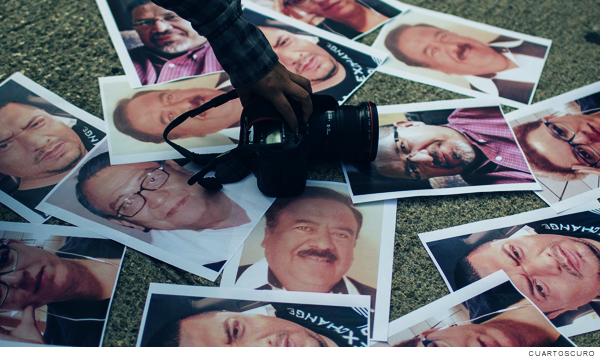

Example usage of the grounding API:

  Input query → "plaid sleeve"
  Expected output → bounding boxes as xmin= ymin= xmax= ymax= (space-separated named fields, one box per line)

xmin=151 ymin=0 xmax=278 ymax=88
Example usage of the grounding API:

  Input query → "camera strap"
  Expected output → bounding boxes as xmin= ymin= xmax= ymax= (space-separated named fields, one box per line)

xmin=162 ymin=89 xmax=269 ymax=191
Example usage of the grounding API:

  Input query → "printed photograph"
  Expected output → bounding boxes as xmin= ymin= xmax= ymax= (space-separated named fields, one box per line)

xmin=244 ymin=0 xmax=403 ymax=39
xmin=137 ymin=283 xmax=370 ymax=347
xmin=36 ymin=140 xmax=274 ymax=281
xmin=96 ymin=0 xmax=224 ymax=88
xmin=100 ymin=74 xmax=238 ymax=165
xmin=420 ymin=205 xmax=600 ymax=337
xmin=220 ymin=181 xmax=396 ymax=341
xmin=386 ymin=272 xmax=574 ymax=347
xmin=342 ymin=99 xmax=540 ymax=203
xmin=0 ymin=222 xmax=125 ymax=347
xmin=0 ymin=73 xmax=106 ymax=223
xmin=506 ymin=82 xmax=600 ymax=213
xmin=244 ymin=4 xmax=386 ymax=104
xmin=373 ymin=8 xmax=551 ymax=107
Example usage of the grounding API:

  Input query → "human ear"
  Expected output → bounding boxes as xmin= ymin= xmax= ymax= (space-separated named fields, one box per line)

xmin=109 ymin=218 xmax=147 ymax=231
xmin=261 ymin=227 xmax=273 ymax=249
xmin=395 ymin=121 xmax=425 ymax=128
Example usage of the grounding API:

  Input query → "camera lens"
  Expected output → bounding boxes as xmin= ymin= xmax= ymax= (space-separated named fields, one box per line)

xmin=305 ymin=102 xmax=379 ymax=163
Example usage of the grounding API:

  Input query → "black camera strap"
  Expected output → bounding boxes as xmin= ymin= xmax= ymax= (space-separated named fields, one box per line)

xmin=162 ymin=89 xmax=270 ymax=191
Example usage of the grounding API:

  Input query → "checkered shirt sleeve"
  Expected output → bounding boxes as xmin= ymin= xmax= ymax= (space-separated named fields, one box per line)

xmin=151 ymin=0 xmax=279 ymax=88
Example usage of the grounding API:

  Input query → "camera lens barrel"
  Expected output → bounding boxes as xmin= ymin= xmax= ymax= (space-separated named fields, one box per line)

xmin=305 ymin=101 xmax=378 ymax=163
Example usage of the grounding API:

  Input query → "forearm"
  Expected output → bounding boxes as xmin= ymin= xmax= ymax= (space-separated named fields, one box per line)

xmin=151 ymin=0 xmax=278 ymax=88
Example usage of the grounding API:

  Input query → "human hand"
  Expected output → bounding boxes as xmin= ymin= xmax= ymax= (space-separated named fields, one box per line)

xmin=572 ymin=165 xmax=600 ymax=176
xmin=236 ymin=62 xmax=313 ymax=133
xmin=0 ymin=306 xmax=44 ymax=344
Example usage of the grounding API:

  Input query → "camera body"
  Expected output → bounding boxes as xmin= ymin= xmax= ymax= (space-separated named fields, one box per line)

xmin=240 ymin=93 xmax=378 ymax=197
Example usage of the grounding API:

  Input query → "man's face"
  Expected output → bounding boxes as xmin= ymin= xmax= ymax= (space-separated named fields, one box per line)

xmin=0 ymin=241 xmax=71 ymax=311
xmin=467 ymin=234 xmax=600 ymax=317
xmin=122 ymin=88 xmax=241 ymax=140
xmin=525 ymin=115 xmax=600 ymax=171
xmin=262 ymin=198 xmax=359 ymax=292
xmin=259 ymin=27 xmax=346 ymax=92
xmin=374 ymin=122 xmax=476 ymax=180
xmin=0 ymin=103 xmax=85 ymax=181
xmin=131 ymin=2 xmax=206 ymax=55
xmin=286 ymin=0 xmax=361 ymax=20
xmin=391 ymin=25 xmax=509 ymax=75
xmin=179 ymin=311 xmax=337 ymax=347
xmin=81 ymin=160 xmax=237 ymax=231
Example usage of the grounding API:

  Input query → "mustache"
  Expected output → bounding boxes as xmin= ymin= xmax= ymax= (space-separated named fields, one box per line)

xmin=296 ymin=248 xmax=338 ymax=263
xmin=150 ymin=30 xmax=183 ymax=43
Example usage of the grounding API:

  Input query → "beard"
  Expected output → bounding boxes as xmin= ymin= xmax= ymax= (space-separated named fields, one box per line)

xmin=430 ymin=139 xmax=476 ymax=169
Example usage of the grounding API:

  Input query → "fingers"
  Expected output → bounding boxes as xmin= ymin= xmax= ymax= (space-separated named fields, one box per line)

xmin=284 ymin=76 xmax=313 ymax=124
xmin=2 ymin=306 xmax=45 ymax=344
xmin=270 ymin=93 xmax=300 ymax=133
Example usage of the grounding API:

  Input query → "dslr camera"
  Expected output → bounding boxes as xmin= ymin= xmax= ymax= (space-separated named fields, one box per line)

xmin=163 ymin=91 xmax=379 ymax=197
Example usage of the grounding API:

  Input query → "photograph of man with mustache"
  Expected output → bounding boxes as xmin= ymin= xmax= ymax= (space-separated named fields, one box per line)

xmin=234 ymin=186 xmax=377 ymax=309
xmin=125 ymin=0 xmax=223 ymax=85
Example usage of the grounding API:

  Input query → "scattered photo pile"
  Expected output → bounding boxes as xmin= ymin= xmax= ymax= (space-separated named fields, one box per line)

xmin=4 ymin=0 xmax=600 ymax=348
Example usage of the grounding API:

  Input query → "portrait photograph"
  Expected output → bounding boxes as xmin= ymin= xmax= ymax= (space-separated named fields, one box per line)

xmin=36 ymin=140 xmax=274 ymax=281
xmin=0 ymin=222 xmax=125 ymax=347
xmin=137 ymin=283 xmax=370 ymax=347
xmin=419 ymin=203 xmax=600 ymax=337
xmin=243 ymin=3 xmax=387 ymax=104
xmin=243 ymin=0 xmax=405 ymax=40
xmin=372 ymin=8 xmax=552 ymax=108
xmin=386 ymin=271 xmax=574 ymax=347
xmin=95 ymin=0 xmax=224 ymax=89
xmin=506 ymin=81 xmax=600 ymax=213
xmin=219 ymin=180 xmax=397 ymax=341
xmin=100 ymin=73 xmax=238 ymax=165
xmin=0 ymin=73 xmax=106 ymax=223
xmin=342 ymin=98 xmax=540 ymax=204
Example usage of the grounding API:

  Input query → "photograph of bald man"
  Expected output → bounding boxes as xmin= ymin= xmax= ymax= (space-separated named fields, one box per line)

xmin=0 ymin=76 xmax=104 ymax=219
xmin=424 ymin=209 xmax=600 ymax=333
xmin=376 ymin=10 xmax=549 ymax=105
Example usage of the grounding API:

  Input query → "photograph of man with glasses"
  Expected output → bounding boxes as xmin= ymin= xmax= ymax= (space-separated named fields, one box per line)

xmin=37 ymin=140 xmax=273 ymax=280
xmin=0 ymin=233 xmax=124 ymax=346
xmin=508 ymin=87 xmax=600 ymax=210
xmin=387 ymin=273 xmax=574 ymax=347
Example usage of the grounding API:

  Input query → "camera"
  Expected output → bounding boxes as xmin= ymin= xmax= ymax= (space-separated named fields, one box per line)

xmin=241 ymin=93 xmax=378 ymax=197
xmin=163 ymin=91 xmax=379 ymax=197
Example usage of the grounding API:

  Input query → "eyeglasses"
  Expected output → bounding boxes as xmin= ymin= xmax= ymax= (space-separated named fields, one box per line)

xmin=131 ymin=13 xmax=184 ymax=29
xmin=543 ymin=119 xmax=600 ymax=167
xmin=116 ymin=165 xmax=170 ymax=218
xmin=0 ymin=244 xmax=20 ymax=308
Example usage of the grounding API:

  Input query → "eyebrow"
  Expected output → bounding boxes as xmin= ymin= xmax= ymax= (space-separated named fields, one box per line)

xmin=0 ymin=115 xmax=43 ymax=145
xmin=223 ymin=320 xmax=232 ymax=345
xmin=501 ymin=245 xmax=520 ymax=267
